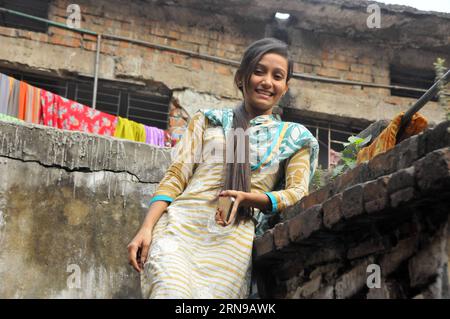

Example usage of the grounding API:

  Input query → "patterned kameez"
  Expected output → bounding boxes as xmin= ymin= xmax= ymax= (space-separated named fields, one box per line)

xmin=141 ymin=108 xmax=319 ymax=298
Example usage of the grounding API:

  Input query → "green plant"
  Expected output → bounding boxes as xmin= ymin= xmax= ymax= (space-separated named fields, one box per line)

xmin=331 ymin=135 xmax=372 ymax=178
xmin=310 ymin=165 xmax=325 ymax=192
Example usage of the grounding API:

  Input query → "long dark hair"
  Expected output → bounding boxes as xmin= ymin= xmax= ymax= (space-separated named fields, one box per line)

xmin=224 ymin=38 xmax=293 ymax=225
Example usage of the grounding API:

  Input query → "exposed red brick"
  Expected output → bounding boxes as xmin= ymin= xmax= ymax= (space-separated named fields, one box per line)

xmin=302 ymin=185 xmax=331 ymax=210
xmin=288 ymin=204 xmax=322 ymax=243
xmin=419 ymin=121 xmax=450 ymax=155
xmin=171 ymin=54 xmax=184 ymax=66
xmin=323 ymin=60 xmax=350 ymax=71
xmin=363 ymin=176 xmax=390 ymax=214
xmin=273 ymin=222 xmax=289 ymax=250
xmin=334 ymin=162 xmax=369 ymax=194
xmin=323 ymin=193 xmax=343 ymax=229
xmin=390 ymin=187 xmax=415 ymax=208
xmin=0 ymin=26 xmax=16 ymax=37
xmin=387 ymin=166 xmax=415 ymax=194
xmin=395 ymin=136 xmax=420 ymax=170
xmin=416 ymin=148 xmax=450 ymax=192
xmin=216 ymin=65 xmax=231 ymax=76
xmin=341 ymin=184 xmax=364 ymax=219
xmin=367 ymin=150 xmax=396 ymax=180
xmin=316 ymin=67 xmax=340 ymax=78
xmin=346 ymin=72 xmax=372 ymax=83
xmin=254 ymin=229 xmax=275 ymax=258
xmin=50 ymin=35 xmax=81 ymax=48
xmin=191 ymin=59 xmax=202 ymax=71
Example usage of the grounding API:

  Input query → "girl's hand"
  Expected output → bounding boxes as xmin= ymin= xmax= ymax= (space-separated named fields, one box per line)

xmin=215 ymin=190 xmax=248 ymax=226
xmin=127 ymin=227 xmax=153 ymax=272
xmin=215 ymin=208 xmax=226 ymax=226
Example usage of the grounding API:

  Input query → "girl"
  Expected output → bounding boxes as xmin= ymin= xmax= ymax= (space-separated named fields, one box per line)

xmin=128 ymin=38 xmax=319 ymax=298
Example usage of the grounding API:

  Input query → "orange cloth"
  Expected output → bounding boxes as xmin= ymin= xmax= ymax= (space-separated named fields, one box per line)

xmin=17 ymin=82 xmax=41 ymax=124
xmin=8 ymin=77 xmax=13 ymax=96
xmin=32 ymin=87 xmax=41 ymax=124
xmin=18 ymin=81 xmax=28 ymax=120
xmin=356 ymin=112 xmax=428 ymax=163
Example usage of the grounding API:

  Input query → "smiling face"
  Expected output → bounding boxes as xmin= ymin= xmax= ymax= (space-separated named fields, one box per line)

xmin=242 ymin=53 xmax=289 ymax=117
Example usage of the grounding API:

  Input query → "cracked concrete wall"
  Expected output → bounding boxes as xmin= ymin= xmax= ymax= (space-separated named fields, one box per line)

xmin=0 ymin=120 xmax=172 ymax=298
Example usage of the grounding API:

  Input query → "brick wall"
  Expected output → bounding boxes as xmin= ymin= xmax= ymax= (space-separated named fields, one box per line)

xmin=253 ymin=121 xmax=450 ymax=298
xmin=0 ymin=0 xmax=448 ymax=130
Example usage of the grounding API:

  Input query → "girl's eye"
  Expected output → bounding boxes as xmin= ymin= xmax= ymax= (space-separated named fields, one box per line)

xmin=274 ymin=74 xmax=284 ymax=80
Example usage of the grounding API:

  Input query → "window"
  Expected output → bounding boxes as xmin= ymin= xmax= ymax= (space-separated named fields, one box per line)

xmin=390 ymin=65 xmax=437 ymax=101
xmin=127 ymin=92 xmax=171 ymax=129
xmin=72 ymin=78 xmax=171 ymax=129
xmin=1 ymin=68 xmax=171 ymax=129
xmin=283 ymin=109 xmax=367 ymax=169
xmin=0 ymin=0 xmax=51 ymax=33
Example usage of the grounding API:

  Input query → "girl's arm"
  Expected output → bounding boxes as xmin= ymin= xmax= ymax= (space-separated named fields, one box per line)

xmin=127 ymin=201 xmax=168 ymax=272
xmin=128 ymin=111 xmax=207 ymax=272
xmin=263 ymin=147 xmax=311 ymax=213
xmin=149 ymin=111 xmax=207 ymax=205
xmin=217 ymin=147 xmax=312 ymax=225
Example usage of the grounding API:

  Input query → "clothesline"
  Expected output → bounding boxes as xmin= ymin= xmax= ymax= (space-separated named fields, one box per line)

xmin=0 ymin=72 xmax=170 ymax=147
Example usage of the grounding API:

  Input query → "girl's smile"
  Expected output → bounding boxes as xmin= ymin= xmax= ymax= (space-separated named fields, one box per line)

xmin=243 ymin=52 xmax=289 ymax=117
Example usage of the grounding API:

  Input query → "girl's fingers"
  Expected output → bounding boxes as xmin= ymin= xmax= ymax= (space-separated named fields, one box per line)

xmin=215 ymin=208 xmax=225 ymax=225
xmin=127 ymin=243 xmax=142 ymax=272
xmin=219 ymin=190 xmax=236 ymax=197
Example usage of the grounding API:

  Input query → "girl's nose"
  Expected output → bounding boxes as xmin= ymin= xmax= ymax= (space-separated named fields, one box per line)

xmin=261 ymin=78 xmax=272 ymax=88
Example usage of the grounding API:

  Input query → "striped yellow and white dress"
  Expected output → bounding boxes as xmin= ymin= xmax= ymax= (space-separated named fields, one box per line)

xmin=141 ymin=108 xmax=318 ymax=298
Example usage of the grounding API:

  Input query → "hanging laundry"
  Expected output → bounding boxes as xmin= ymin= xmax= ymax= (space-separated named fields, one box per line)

xmin=144 ymin=125 xmax=165 ymax=147
xmin=0 ymin=73 xmax=40 ymax=123
xmin=1 ymin=73 xmax=164 ymax=145
xmin=114 ymin=117 xmax=146 ymax=143
xmin=18 ymin=81 xmax=28 ymax=121
xmin=24 ymin=85 xmax=41 ymax=124
xmin=357 ymin=112 xmax=428 ymax=163
xmin=6 ymin=77 xmax=20 ymax=117
xmin=144 ymin=125 xmax=154 ymax=145
xmin=40 ymin=89 xmax=117 ymax=136
xmin=0 ymin=73 xmax=10 ymax=115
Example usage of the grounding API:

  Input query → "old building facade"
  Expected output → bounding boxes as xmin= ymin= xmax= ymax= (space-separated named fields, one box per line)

xmin=0 ymin=0 xmax=449 ymax=167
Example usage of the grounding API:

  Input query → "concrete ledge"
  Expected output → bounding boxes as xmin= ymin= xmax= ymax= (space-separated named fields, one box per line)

xmin=0 ymin=120 xmax=171 ymax=183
